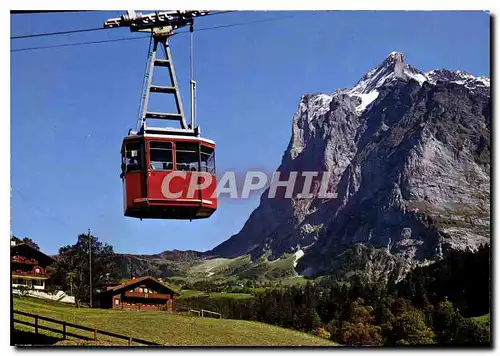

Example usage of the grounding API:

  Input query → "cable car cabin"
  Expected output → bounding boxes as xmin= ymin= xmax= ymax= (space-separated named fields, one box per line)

xmin=120 ymin=133 xmax=217 ymax=220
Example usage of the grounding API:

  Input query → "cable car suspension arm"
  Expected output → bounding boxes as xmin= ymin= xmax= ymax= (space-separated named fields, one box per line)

xmin=104 ymin=10 xmax=209 ymax=32
xmin=104 ymin=10 xmax=208 ymax=135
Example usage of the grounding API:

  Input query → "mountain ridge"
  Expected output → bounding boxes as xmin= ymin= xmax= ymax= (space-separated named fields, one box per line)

xmin=208 ymin=51 xmax=490 ymax=280
xmin=113 ymin=51 xmax=490 ymax=282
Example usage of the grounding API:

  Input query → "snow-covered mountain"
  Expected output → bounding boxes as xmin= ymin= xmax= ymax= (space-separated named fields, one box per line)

xmin=210 ymin=51 xmax=490 ymax=281
xmin=316 ymin=51 xmax=489 ymax=115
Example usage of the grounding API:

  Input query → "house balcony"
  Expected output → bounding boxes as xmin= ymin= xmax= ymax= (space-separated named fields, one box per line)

xmin=12 ymin=275 xmax=47 ymax=291
xmin=124 ymin=291 xmax=170 ymax=300
xmin=12 ymin=270 xmax=49 ymax=279
xmin=11 ymin=256 xmax=39 ymax=265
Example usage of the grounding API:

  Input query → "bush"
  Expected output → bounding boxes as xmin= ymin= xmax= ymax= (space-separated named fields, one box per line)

xmin=392 ymin=309 xmax=435 ymax=345
xmin=17 ymin=285 xmax=32 ymax=297
xmin=340 ymin=321 xmax=383 ymax=346
xmin=45 ymin=283 xmax=58 ymax=297
xmin=433 ymin=300 xmax=464 ymax=344
xmin=326 ymin=320 xmax=339 ymax=340
xmin=334 ymin=298 xmax=383 ymax=346
xmin=455 ymin=318 xmax=490 ymax=346
xmin=314 ymin=327 xmax=331 ymax=340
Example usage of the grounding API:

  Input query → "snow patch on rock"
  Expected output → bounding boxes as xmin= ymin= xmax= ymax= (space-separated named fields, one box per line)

xmin=355 ymin=90 xmax=380 ymax=112
xmin=293 ymin=249 xmax=304 ymax=268
xmin=424 ymin=69 xmax=490 ymax=89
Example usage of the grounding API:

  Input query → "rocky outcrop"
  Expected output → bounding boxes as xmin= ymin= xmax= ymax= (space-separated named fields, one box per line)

xmin=210 ymin=52 xmax=490 ymax=280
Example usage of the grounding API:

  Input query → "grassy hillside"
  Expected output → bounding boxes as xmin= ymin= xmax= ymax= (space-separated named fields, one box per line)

xmin=13 ymin=297 xmax=336 ymax=347
xmin=116 ymin=250 xmax=303 ymax=282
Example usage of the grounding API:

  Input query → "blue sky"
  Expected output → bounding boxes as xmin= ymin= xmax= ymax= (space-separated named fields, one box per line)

xmin=11 ymin=11 xmax=490 ymax=255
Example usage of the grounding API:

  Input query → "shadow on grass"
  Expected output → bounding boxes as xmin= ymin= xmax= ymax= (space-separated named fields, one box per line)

xmin=11 ymin=329 xmax=63 ymax=347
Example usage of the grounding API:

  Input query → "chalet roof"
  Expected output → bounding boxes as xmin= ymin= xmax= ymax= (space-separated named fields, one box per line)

xmin=104 ymin=276 xmax=179 ymax=295
xmin=11 ymin=243 xmax=56 ymax=266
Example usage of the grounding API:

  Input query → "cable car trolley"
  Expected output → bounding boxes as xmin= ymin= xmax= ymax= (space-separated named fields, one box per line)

xmin=105 ymin=11 xmax=217 ymax=220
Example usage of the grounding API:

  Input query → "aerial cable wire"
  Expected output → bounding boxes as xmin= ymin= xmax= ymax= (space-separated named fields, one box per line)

xmin=11 ymin=27 xmax=107 ymax=39
xmin=10 ymin=10 xmax=235 ymax=40
xmin=178 ymin=12 xmax=304 ymax=33
xmin=11 ymin=12 xmax=315 ymax=53
xmin=205 ymin=10 xmax=235 ymax=16
xmin=11 ymin=10 xmax=95 ymax=15
xmin=10 ymin=36 xmax=148 ymax=52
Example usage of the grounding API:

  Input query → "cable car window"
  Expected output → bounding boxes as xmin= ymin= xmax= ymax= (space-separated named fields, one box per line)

xmin=201 ymin=145 xmax=215 ymax=174
xmin=125 ymin=142 xmax=142 ymax=172
xmin=150 ymin=141 xmax=173 ymax=170
xmin=175 ymin=142 xmax=199 ymax=171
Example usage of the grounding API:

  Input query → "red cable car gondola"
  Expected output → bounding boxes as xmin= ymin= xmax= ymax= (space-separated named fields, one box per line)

xmin=110 ymin=11 xmax=217 ymax=220
xmin=121 ymin=129 xmax=217 ymax=220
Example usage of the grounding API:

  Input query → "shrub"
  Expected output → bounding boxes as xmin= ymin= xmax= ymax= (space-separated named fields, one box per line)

xmin=314 ymin=327 xmax=331 ymax=340
xmin=17 ymin=285 xmax=32 ymax=297
xmin=336 ymin=298 xmax=383 ymax=346
xmin=45 ymin=283 xmax=58 ymax=297
xmin=392 ymin=309 xmax=435 ymax=345
xmin=340 ymin=321 xmax=383 ymax=346
xmin=455 ymin=318 xmax=490 ymax=346
xmin=433 ymin=300 xmax=464 ymax=344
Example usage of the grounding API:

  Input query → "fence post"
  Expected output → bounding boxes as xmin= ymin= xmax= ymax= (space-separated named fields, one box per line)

xmin=128 ymin=337 xmax=132 ymax=346
xmin=62 ymin=322 xmax=66 ymax=340
xmin=34 ymin=315 xmax=38 ymax=334
xmin=94 ymin=328 xmax=97 ymax=343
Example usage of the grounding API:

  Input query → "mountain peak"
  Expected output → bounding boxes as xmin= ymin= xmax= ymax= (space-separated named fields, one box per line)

xmin=337 ymin=52 xmax=426 ymax=112
xmin=348 ymin=52 xmax=424 ymax=95
xmin=379 ymin=51 xmax=407 ymax=78
xmin=386 ymin=51 xmax=405 ymax=63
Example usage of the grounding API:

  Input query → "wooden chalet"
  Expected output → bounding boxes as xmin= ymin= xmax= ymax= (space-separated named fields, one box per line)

xmin=94 ymin=276 xmax=179 ymax=311
xmin=11 ymin=238 xmax=55 ymax=291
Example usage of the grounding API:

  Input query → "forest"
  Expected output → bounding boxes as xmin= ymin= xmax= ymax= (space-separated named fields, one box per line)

xmin=176 ymin=245 xmax=491 ymax=346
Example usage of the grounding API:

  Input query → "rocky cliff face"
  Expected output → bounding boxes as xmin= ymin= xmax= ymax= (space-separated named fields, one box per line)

xmin=210 ymin=52 xmax=490 ymax=279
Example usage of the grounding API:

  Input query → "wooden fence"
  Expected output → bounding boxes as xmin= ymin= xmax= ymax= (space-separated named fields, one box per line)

xmin=186 ymin=308 xmax=222 ymax=319
xmin=174 ymin=302 xmax=222 ymax=319
xmin=13 ymin=310 xmax=162 ymax=346
xmin=200 ymin=309 xmax=222 ymax=319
